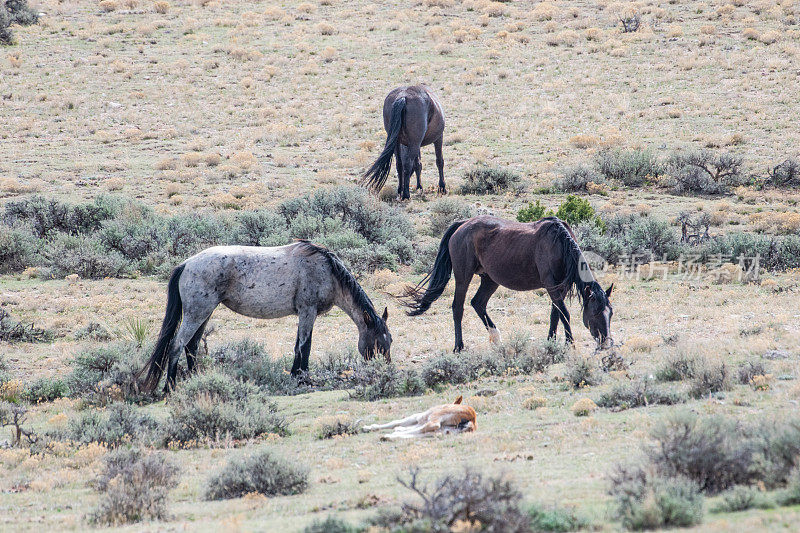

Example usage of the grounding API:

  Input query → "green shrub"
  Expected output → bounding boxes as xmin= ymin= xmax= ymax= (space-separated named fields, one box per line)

xmin=626 ymin=217 xmax=677 ymax=259
xmin=596 ymin=148 xmax=662 ymax=187
xmin=67 ymin=343 xmax=150 ymax=404
xmin=44 ymin=234 xmax=131 ymax=279
xmin=460 ymin=165 xmax=523 ymax=195
xmin=0 ymin=225 xmax=37 ymax=273
xmin=22 ymin=377 xmax=69 ymax=403
xmin=553 ymin=164 xmax=602 ymax=192
xmin=63 ymin=402 xmax=159 ymax=448
xmin=517 ymin=200 xmax=552 ymax=223
xmin=555 ymin=195 xmax=604 ymax=230
xmin=163 ymin=371 xmax=288 ymax=446
xmin=609 ymin=465 xmax=704 ymax=530
xmin=668 ymin=149 xmax=744 ymax=195
xmin=234 ymin=209 xmax=289 ymax=246
xmin=779 ymin=467 xmax=800 ymax=506
xmin=304 ymin=516 xmax=360 ymax=533
xmin=427 ymin=198 xmax=474 ymax=236
xmin=737 ymin=360 xmax=767 ymax=385
xmin=528 ymin=503 xmax=587 ymax=532
xmin=1 ymin=0 xmax=38 ymax=45
xmin=712 ymin=486 xmax=775 ymax=513
xmin=4 ymin=195 xmax=118 ymax=238
xmin=205 ymin=449 xmax=308 ymax=500
xmin=596 ymin=379 xmax=686 ymax=411
xmin=89 ymin=448 xmax=179 ymax=525
xmin=371 ymin=467 xmax=531 ymax=532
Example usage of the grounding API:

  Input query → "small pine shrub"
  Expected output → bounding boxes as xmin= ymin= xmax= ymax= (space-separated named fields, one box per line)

xmin=427 ymin=198 xmax=474 ymax=236
xmin=596 ymin=148 xmax=662 ymax=187
xmin=89 ymin=448 xmax=179 ymax=525
xmin=555 ymin=195 xmax=604 ymax=230
xmin=205 ymin=449 xmax=308 ymax=500
xmin=517 ymin=200 xmax=552 ymax=223
xmin=553 ymin=164 xmax=602 ymax=192
xmin=460 ymin=165 xmax=523 ymax=195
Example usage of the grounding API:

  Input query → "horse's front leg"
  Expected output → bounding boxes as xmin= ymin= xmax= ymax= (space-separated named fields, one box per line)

xmin=291 ymin=307 xmax=317 ymax=377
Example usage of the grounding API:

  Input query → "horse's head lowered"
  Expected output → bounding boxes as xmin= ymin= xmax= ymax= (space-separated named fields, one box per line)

xmin=359 ymin=306 xmax=392 ymax=361
xmin=582 ymin=283 xmax=613 ymax=347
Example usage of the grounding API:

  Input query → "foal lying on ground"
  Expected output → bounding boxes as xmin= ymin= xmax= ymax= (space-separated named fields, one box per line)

xmin=363 ymin=396 xmax=476 ymax=440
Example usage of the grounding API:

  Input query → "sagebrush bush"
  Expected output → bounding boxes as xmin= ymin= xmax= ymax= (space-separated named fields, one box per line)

xmin=528 ymin=503 xmax=587 ymax=532
xmin=655 ymin=348 xmax=699 ymax=382
xmin=609 ymin=465 xmax=704 ymax=530
xmin=668 ymin=149 xmax=744 ymax=195
xmin=163 ymin=371 xmax=288 ymax=446
xmin=596 ymin=379 xmax=686 ymax=411
xmin=780 ymin=467 xmax=800 ymax=506
xmin=564 ymin=355 xmax=601 ymax=389
xmin=205 ymin=449 xmax=308 ymax=500
xmin=1 ymin=0 xmax=38 ymax=45
xmin=0 ymin=307 xmax=54 ymax=343
xmin=350 ymin=358 xmax=425 ymax=401
xmin=596 ymin=148 xmax=662 ymax=187
xmin=44 ymin=233 xmax=132 ymax=279
xmin=688 ymin=358 xmax=732 ymax=398
xmin=21 ymin=377 xmax=69 ymax=403
xmin=766 ymin=158 xmax=800 ymax=188
xmin=553 ymin=164 xmax=603 ymax=192
xmin=737 ymin=360 xmax=767 ymax=385
xmin=303 ymin=516 xmax=359 ymax=533
xmin=211 ymin=339 xmax=301 ymax=395
xmin=0 ymin=225 xmax=37 ymax=273
xmin=371 ymin=467 xmax=531 ymax=532
xmin=712 ymin=485 xmax=774 ymax=513
xmin=698 ymin=231 xmax=800 ymax=271
xmin=67 ymin=342 xmax=151 ymax=404
xmin=646 ymin=412 xmax=752 ymax=494
xmin=460 ymin=165 xmax=523 ymax=195
xmin=90 ymin=448 xmax=179 ymax=525
xmin=63 ymin=402 xmax=159 ymax=448
xmin=427 ymin=198 xmax=474 ymax=236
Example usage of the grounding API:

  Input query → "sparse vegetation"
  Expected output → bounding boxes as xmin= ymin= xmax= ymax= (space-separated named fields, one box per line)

xmin=596 ymin=379 xmax=686 ymax=411
xmin=427 ymin=198 xmax=475 ymax=236
xmin=669 ymin=149 xmax=744 ymax=195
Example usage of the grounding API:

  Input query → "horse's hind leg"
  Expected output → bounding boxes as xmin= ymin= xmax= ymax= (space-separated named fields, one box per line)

xmin=548 ymin=303 xmax=560 ymax=339
xmin=395 ymin=145 xmax=404 ymax=195
xmin=471 ymin=275 xmax=500 ymax=344
xmin=291 ymin=306 xmax=317 ymax=377
xmin=434 ymin=137 xmax=445 ymax=194
xmin=165 ymin=304 xmax=217 ymax=391
xmin=185 ymin=317 xmax=211 ymax=375
xmin=400 ymin=145 xmax=420 ymax=200
xmin=452 ymin=273 xmax=473 ymax=353
xmin=414 ymin=155 xmax=422 ymax=190
xmin=551 ymin=299 xmax=573 ymax=344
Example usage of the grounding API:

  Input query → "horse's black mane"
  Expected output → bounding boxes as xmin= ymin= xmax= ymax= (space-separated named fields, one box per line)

xmin=540 ymin=217 xmax=604 ymax=304
xmin=296 ymin=240 xmax=382 ymax=326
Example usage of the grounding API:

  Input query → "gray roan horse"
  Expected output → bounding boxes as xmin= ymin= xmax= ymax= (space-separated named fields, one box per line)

xmin=140 ymin=241 xmax=392 ymax=392
xmin=362 ymin=85 xmax=446 ymax=199
xmin=402 ymin=216 xmax=613 ymax=352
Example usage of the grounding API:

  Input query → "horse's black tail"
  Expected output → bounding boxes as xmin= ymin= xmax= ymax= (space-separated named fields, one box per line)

xmin=362 ymin=97 xmax=406 ymax=192
xmin=139 ymin=264 xmax=185 ymax=392
xmin=402 ymin=220 xmax=465 ymax=316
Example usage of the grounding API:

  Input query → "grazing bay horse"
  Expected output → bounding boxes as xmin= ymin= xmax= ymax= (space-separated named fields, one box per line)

xmin=362 ymin=85 xmax=446 ymax=199
xmin=403 ymin=216 xmax=613 ymax=352
xmin=140 ymin=241 xmax=392 ymax=392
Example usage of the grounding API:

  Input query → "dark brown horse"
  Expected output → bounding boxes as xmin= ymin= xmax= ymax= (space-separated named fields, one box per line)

xmin=362 ymin=85 xmax=446 ymax=199
xmin=403 ymin=216 xmax=613 ymax=352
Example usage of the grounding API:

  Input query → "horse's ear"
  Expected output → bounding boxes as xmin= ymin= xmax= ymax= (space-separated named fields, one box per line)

xmin=606 ymin=283 xmax=614 ymax=298
xmin=454 ymin=395 xmax=462 ymax=404
xmin=363 ymin=310 xmax=373 ymax=326
xmin=382 ymin=306 xmax=389 ymax=322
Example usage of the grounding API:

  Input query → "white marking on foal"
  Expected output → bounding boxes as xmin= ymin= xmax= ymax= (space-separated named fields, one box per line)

xmin=488 ymin=327 xmax=502 ymax=345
